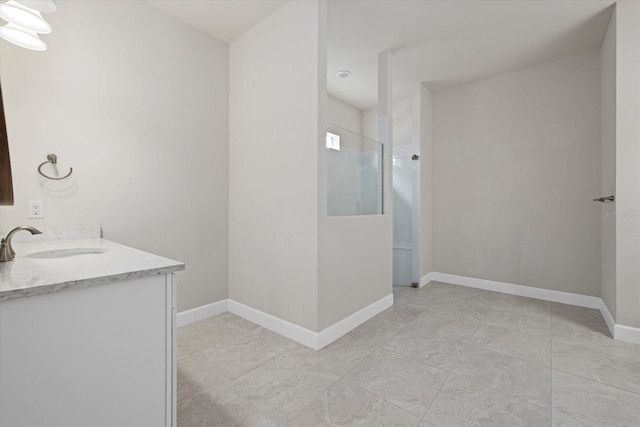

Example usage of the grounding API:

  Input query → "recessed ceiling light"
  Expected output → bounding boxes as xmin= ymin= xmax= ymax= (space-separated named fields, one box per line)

xmin=336 ymin=70 xmax=351 ymax=78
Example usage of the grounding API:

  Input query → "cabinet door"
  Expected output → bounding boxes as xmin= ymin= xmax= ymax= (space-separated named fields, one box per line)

xmin=0 ymin=275 xmax=173 ymax=427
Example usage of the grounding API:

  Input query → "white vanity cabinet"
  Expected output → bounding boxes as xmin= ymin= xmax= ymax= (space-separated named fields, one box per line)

xmin=0 ymin=235 xmax=183 ymax=427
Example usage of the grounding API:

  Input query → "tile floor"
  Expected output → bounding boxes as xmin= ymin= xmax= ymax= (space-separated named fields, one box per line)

xmin=177 ymin=281 xmax=640 ymax=426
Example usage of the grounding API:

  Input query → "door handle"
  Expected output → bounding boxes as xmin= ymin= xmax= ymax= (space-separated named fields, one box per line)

xmin=593 ymin=195 xmax=615 ymax=203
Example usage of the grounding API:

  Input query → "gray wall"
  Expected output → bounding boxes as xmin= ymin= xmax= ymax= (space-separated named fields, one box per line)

xmin=431 ymin=50 xmax=602 ymax=297
xmin=229 ymin=1 xmax=321 ymax=331
xmin=0 ymin=1 xmax=229 ymax=312
xmin=601 ymin=9 xmax=617 ymax=319
xmin=615 ymin=1 xmax=640 ymax=329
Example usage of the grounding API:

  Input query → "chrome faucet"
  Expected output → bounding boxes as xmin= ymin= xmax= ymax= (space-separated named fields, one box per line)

xmin=0 ymin=226 xmax=42 ymax=262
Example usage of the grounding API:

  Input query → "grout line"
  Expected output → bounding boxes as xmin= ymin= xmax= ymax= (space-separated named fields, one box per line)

xmin=283 ymin=298 xmax=451 ymax=425
xmin=280 ymin=309 xmax=403 ymax=425
xmin=231 ymin=333 xmax=299 ymax=379
xmin=240 ymin=347 xmax=325 ymax=426
xmin=281 ymin=379 xmax=336 ymax=425
xmin=417 ymin=364 xmax=454 ymax=425
xmin=382 ymin=346 xmax=453 ymax=372
xmin=281 ymin=352 xmax=376 ymax=425
xmin=281 ymin=300 xmax=438 ymax=424
xmin=550 ymin=367 xmax=640 ymax=398
xmin=550 ymin=336 xmax=639 ymax=362
xmin=340 ymin=380 xmax=422 ymax=423
xmin=471 ymin=327 xmax=553 ymax=370
xmin=418 ymin=300 xmax=488 ymax=425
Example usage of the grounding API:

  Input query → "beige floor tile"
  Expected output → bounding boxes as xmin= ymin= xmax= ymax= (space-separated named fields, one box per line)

xmin=281 ymin=306 xmax=425 ymax=382
xmin=285 ymin=340 xmax=374 ymax=378
xmin=284 ymin=380 xmax=419 ymax=427
xmin=410 ymin=307 xmax=485 ymax=342
xmin=384 ymin=323 xmax=468 ymax=371
xmin=178 ymin=327 xmax=296 ymax=388
xmin=552 ymin=309 xmax=639 ymax=361
xmin=472 ymin=323 xmax=551 ymax=367
xmin=176 ymin=284 xmax=637 ymax=427
xmin=343 ymin=348 xmax=448 ymax=418
xmin=552 ymin=370 xmax=640 ymax=426
xmin=552 ymin=303 xmax=603 ymax=325
xmin=552 ymin=341 xmax=640 ymax=395
xmin=483 ymin=307 xmax=551 ymax=337
xmin=450 ymin=345 xmax=552 ymax=408
xmin=177 ymin=313 xmax=264 ymax=357
xmin=335 ymin=303 xmax=426 ymax=350
xmin=364 ymin=303 xmax=428 ymax=329
xmin=177 ymin=384 xmax=278 ymax=427
xmin=285 ymin=304 xmax=423 ymax=378
xmin=393 ymin=282 xmax=496 ymax=315
xmin=230 ymin=350 xmax=341 ymax=424
xmin=421 ymin=387 xmax=550 ymax=426
xmin=491 ymin=293 xmax=551 ymax=315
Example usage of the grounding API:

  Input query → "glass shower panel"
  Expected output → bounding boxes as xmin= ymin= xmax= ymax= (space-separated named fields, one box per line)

xmin=393 ymin=144 xmax=419 ymax=286
xmin=327 ymin=123 xmax=383 ymax=216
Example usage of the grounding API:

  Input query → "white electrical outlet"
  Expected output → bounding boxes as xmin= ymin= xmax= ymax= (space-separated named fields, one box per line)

xmin=28 ymin=200 xmax=44 ymax=219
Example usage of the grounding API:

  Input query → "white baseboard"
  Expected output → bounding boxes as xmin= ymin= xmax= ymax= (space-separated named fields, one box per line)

xmin=422 ymin=272 xmax=601 ymax=309
xmin=419 ymin=272 xmax=435 ymax=288
xmin=601 ymin=298 xmax=640 ymax=344
xmin=179 ymin=294 xmax=394 ymax=351
xmin=176 ymin=299 xmax=228 ymax=327
xmin=421 ymin=271 xmax=640 ymax=345
xmin=316 ymin=294 xmax=393 ymax=349
xmin=177 ymin=294 xmax=393 ymax=350
xmin=229 ymin=294 xmax=394 ymax=350
xmin=228 ymin=299 xmax=319 ymax=349
xmin=614 ymin=324 xmax=640 ymax=344
xmin=600 ymin=300 xmax=616 ymax=338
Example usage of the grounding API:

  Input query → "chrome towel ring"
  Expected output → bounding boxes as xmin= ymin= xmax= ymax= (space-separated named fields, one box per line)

xmin=37 ymin=153 xmax=73 ymax=180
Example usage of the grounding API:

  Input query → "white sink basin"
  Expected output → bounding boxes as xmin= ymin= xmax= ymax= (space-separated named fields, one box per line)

xmin=27 ymin=248 xmax=109 ymax=259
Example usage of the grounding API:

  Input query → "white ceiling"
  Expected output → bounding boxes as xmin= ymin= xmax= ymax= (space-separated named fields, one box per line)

xmin=145 ymin=0 xmax=287 ymax=43
xmin=146 ymin=0 xmax=615 ymax=111
xmin=329 ymin=0 xmax=615 ymax=110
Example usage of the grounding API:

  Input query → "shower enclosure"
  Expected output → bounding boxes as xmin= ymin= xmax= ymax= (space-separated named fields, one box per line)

xmin=326 ymin=123 xmax=383 ymax=217
xmin=393 ymin=143 xmax=420 ymax=286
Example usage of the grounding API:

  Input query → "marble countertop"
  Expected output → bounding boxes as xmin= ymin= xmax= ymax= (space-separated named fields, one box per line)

xmin=0 ymin=237 xmax=184 ymax=302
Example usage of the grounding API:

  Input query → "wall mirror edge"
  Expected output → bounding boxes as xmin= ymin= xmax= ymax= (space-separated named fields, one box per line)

xmin=0 ymin=81 xmax=15 ymax=206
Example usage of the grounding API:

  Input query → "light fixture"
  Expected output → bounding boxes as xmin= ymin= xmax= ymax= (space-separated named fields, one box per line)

xmin=0 ymin=0 xmax=56 ymax=51
xmin=14 ymin=0 xmax=57 ymax=13
xmin=0 ymin=22 xmax=45 ymax=50
xmin=0 ymin=1 xmax=51 ymax=33
xmin=336 ymin=70 xmax=352 ymax=79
